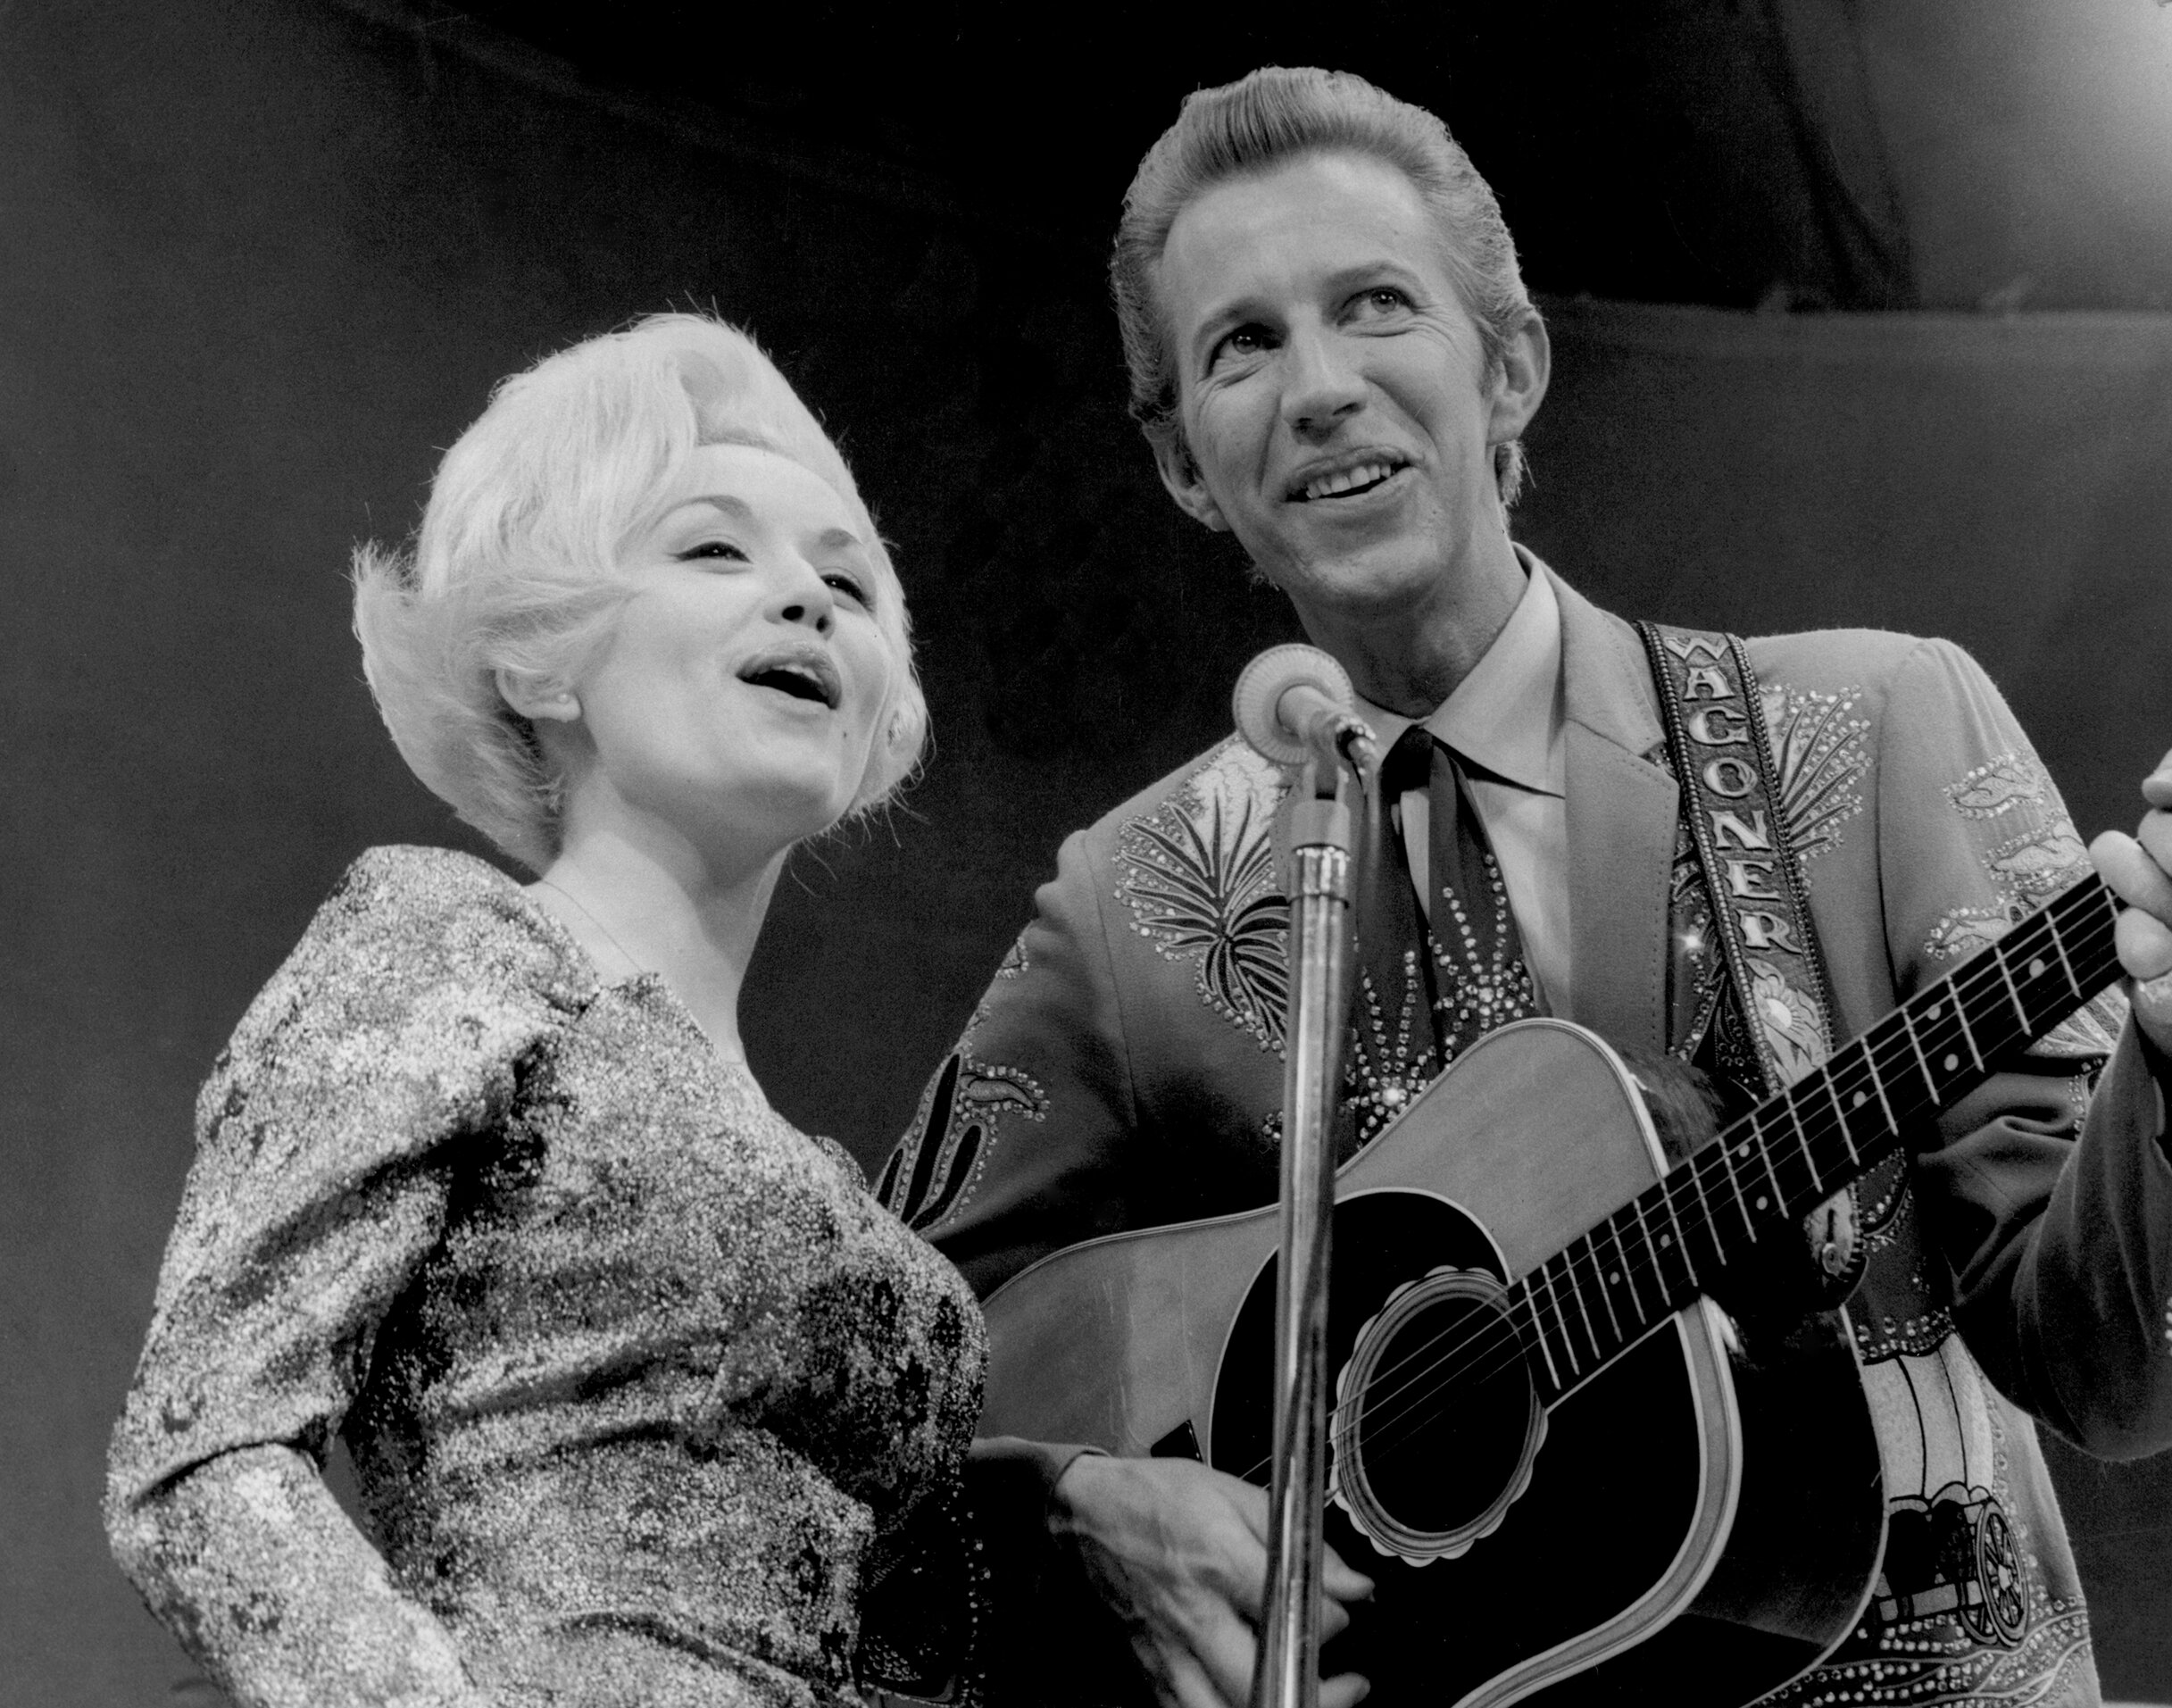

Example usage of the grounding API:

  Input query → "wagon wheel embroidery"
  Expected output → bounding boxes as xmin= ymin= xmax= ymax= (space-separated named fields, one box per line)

xmin=1119 ymin=787 xmax=1290 ymax=1053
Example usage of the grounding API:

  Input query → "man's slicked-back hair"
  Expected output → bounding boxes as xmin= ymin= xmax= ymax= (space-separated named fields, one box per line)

xmin=1112 ymin=65 xmax=1536 ymax=504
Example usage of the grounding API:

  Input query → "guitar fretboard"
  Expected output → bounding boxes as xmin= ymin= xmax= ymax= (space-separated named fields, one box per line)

xmin=1505 ymin=874 xmax=2124 ymax=1405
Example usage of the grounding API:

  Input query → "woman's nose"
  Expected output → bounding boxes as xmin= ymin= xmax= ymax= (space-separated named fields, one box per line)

xmin=773 ymin=560 xmax=836 ymax=634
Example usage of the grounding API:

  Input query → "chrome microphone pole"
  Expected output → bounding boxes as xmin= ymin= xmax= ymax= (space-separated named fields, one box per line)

xmin=1232 ymin=646 xmax=1373 ymax=1708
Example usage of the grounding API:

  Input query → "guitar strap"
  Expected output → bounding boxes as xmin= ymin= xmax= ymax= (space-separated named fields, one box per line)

xmin=1635 ymin=622 xmax=1840 ymax=1089
xmin=1635 ymin=623 xmax=1861 ymax=1283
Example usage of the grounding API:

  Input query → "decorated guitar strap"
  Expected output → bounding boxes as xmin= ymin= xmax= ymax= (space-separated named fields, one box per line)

xmin=1635 ymin=622 xmax=1861 ymax=1283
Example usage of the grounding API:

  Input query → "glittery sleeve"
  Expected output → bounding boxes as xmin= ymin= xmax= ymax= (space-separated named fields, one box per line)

xmin=1868 ymin=641 xmax=2172 ymax=1455
xmin=105 ymin=848 xmax=574 ymax=1708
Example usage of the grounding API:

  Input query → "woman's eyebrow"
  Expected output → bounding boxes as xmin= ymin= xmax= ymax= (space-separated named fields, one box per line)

xmin=685 ymin=494 xmax=755 ymax=522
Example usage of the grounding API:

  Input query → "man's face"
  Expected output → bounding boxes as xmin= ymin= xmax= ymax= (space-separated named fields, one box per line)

xmin=1153 ymin=151 xmax=1541 ymax=631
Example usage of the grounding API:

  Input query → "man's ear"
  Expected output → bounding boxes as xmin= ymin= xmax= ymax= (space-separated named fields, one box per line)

xmin=495 ymin=665 xmax=580 ymax=725
xmin=1152 ymin=431 xmax=1230 ymax=533
xmin=1485 ymin=312 xmax=1552 ymax=445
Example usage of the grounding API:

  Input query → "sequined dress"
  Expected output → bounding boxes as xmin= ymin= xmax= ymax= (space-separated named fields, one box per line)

xmin=107 ymin=846 xmax=987 ymax=1708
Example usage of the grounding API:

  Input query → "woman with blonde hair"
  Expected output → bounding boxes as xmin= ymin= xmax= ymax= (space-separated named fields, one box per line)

xmin=105 ymin=313 xmax=1010 ymax=1707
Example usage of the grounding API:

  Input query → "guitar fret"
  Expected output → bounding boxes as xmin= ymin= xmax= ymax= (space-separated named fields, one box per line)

xmin=1678 ymin=1156 xmax=1729 ymax=1278
xmin=1562 ymin=1247 xmax=1607 ymax=1361
xmin=1901 ymin=1005 xmax=1941 ymax=1103
xmin=1515 ymin=1288 xmax=1564 ymax=1396
xmin=1951 ymin=988 xmax=1985 ymax=1073
xmin=1749 ymin=1117 xmax=1786 ymax=1221
xmin=1783 ymin=1087 xmax=1823 ymax=1198
xmin=2043 ymin=904 xmax=2084 ymax=1001
xmin=1714 ymin=1136 xmax=1761 ymax=1244
xmin=1585 ymin=1227 xmax=1627 ymax=1343
xmin=1821 ymin=1068 xmax=1860 ymax=1168
xmin=1616 ymin=1205 xmax=1660 ymax=1324
xmin=1533 ymin=1264 xmax=1582 ymax=1380
xmin=1649 ymin=1185 xmax=1702 ymax=1295
xmin=1859 ymin=1025 xmax=1893 ymax=1129
xmin=1995 ymin=952 xmax=2034 ymax=1038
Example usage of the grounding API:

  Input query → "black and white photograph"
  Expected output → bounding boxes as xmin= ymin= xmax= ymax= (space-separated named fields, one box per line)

xmin=6 ymin=5 xmax=2172 ymax=1706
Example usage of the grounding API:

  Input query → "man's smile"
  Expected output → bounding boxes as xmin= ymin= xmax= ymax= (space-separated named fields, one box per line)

xmin=1286 ymin=453 xmax=1411 ymax=504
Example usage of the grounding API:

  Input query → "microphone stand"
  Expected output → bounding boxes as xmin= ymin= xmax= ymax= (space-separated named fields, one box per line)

xmin=1252 ymin=722 xmax=1370 ymax=1708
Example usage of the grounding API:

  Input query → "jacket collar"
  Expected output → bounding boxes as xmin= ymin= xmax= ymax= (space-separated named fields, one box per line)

xmin=1544 ymin=564 xmax=1680 ymax=1054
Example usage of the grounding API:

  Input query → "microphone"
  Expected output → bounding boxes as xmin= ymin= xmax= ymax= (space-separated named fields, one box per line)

xmin=1233 ymin=644 xmax=1376 ymax=771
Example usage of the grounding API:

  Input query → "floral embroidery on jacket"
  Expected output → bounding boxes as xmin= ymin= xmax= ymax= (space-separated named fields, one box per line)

xmin=1760 ymin=683 xmax=1870 ymax=862
xmin=1112 ymin=738 xmax=1291 ymax=1055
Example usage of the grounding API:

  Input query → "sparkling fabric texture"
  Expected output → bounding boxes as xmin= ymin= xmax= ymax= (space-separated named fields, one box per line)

xmin=107 ymin=846 xmax=986 ymax=1708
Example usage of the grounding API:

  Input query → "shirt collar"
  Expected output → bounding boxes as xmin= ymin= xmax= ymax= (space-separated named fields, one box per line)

xmin=1353 ymin=548 xmax=1565 ymax=797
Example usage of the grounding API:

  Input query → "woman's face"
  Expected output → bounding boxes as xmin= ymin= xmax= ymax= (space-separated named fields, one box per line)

xmin=564 ymin=441 xmax=895 ymax=862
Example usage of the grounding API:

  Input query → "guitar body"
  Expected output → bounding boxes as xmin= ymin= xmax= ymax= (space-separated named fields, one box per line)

xmin=981 ymin=1019 xmax=1885 ymax=1708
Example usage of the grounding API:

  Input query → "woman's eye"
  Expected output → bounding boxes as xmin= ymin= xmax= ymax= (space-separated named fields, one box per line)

xmin=678 ymin=540 xmax=748 ymax=563
xmin=1355 ymin=287 xmax=1410 ymax=317
xmin=824 ymin=571 xmax=871 ymax=607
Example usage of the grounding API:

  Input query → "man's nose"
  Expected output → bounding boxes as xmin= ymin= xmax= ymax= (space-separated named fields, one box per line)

xmin=1280 ymin=325 xmax=1366 ymax=436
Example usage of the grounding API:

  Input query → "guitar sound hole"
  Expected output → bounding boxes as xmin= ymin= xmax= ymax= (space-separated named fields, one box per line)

xmin=1344 ymin=1288 xmax=1533 ymax=1537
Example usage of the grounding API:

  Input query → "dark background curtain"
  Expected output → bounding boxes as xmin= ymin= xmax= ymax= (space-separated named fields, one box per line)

xmin=5 ymin=4 xmax=2169 ymax=1702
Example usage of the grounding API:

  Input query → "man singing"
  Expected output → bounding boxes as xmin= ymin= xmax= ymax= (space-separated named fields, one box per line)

xmin=886 ymin=67 xmax=2172 ymax=1708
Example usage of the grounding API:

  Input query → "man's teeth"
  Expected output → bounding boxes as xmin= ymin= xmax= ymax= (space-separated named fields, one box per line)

xmin=1302 ymin=462 xmax=1395 ymax=501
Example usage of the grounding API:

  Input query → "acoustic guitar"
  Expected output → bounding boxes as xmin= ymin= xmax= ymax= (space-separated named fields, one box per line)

xmin=978 ymin=872 xmax=2126 ymax=1707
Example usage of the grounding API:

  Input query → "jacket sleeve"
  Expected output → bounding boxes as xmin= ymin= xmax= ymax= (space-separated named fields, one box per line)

xmin=104 ymin=857 xmax=561 ymax=1707
xmin=1874 ymin=640 xmax=2172 ymax=1457
xmin=876 ymin=827 xmax=1146 ymax=1300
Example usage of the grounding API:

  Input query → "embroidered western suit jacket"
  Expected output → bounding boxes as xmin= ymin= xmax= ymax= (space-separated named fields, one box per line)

xmin=880 ymin=569 xmax=2172 ymax=1708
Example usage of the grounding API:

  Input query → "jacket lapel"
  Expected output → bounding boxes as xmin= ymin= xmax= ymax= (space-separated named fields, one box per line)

xmin=1546 ymin=569 xmax=1679 ymax=1054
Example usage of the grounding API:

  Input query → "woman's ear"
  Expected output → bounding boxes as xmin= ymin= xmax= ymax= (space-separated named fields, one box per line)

xmin=495 ymin=665 xmax=580 ymax=724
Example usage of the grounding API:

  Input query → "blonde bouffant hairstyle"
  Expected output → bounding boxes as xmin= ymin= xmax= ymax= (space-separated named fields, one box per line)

xmin=353 ymin=313 xmax=928 ymax=872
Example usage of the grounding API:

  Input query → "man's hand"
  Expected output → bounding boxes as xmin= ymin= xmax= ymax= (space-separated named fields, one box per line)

xmin=2089 ymin=753 xmax=2172 ymax=1055
xmin=1049 ymin=1453 xmax=1373 ymax=1708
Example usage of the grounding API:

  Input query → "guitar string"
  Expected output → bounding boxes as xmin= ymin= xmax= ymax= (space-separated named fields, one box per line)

xmin=1319 ymin=903 xmax=2105 ymax=1478
xmin=1265 ymin=892 xmax=2118 ymax=1484
xmin=1333 ymin=879 xmax=2116 ymax=1448
xmin=1227 ymin=887 xmax=2118 ymax=1487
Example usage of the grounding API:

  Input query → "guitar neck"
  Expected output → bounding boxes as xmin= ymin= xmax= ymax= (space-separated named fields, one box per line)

xmin=1508 ymin=874 xmax=2126 ymax=1405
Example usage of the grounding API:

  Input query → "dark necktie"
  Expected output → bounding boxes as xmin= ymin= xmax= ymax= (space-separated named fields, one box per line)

xmin=1344 ymin=724 xmax=1536 ymax=1153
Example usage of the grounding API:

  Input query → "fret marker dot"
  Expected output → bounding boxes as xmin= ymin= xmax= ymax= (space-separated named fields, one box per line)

xmin=1926 ymin=1001 xmax=1942 ymax=1019
xmin=1852 ymin=1090 xmax=1867 ymax=1107
xmin=1943 ymin=1052 xmax=1960 ymax=1071
xmin=1610 ymin=1271 xmax=1621 ymax=1284
xmin=1660 ymin=1233 xmax=1673 ymax=1246
xmin=2029 ymin=957 xmax=2046 ymax=979
xmin=1736 ymin=1144 xmax=1752 ymax=1159
xmin=1755 ymin=1195 xmax=1769 ymax=1212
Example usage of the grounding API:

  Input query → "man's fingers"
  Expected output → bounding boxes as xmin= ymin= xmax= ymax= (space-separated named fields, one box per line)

xmin=1136 ymin=1643 xmax=1235 ymax=1708
xmin=1321 ymin=1671 xmax=1374 ymax=1708
xmin=1187 ymin=1607 xmax=1261 ymax=1708
xmin=2116 ymin=905 xmax=2172 ymax=985
xmin=2092 ymin=829 xmax=2172 ymax=929
xmin=2140 ymin=756 xmax=2172 ymax=812
xmin=1321 ymin=1543 xmax=1376 ymax=1604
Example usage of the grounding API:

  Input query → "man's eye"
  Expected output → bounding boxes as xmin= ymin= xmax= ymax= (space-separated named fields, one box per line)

xmin=1356 ymin=287 xmax=1410 ymax=316
xmin=1210 ymin=325 xmax=1274 ymax=369
xmin=678 ymin=540 xmax=748 ymax=562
